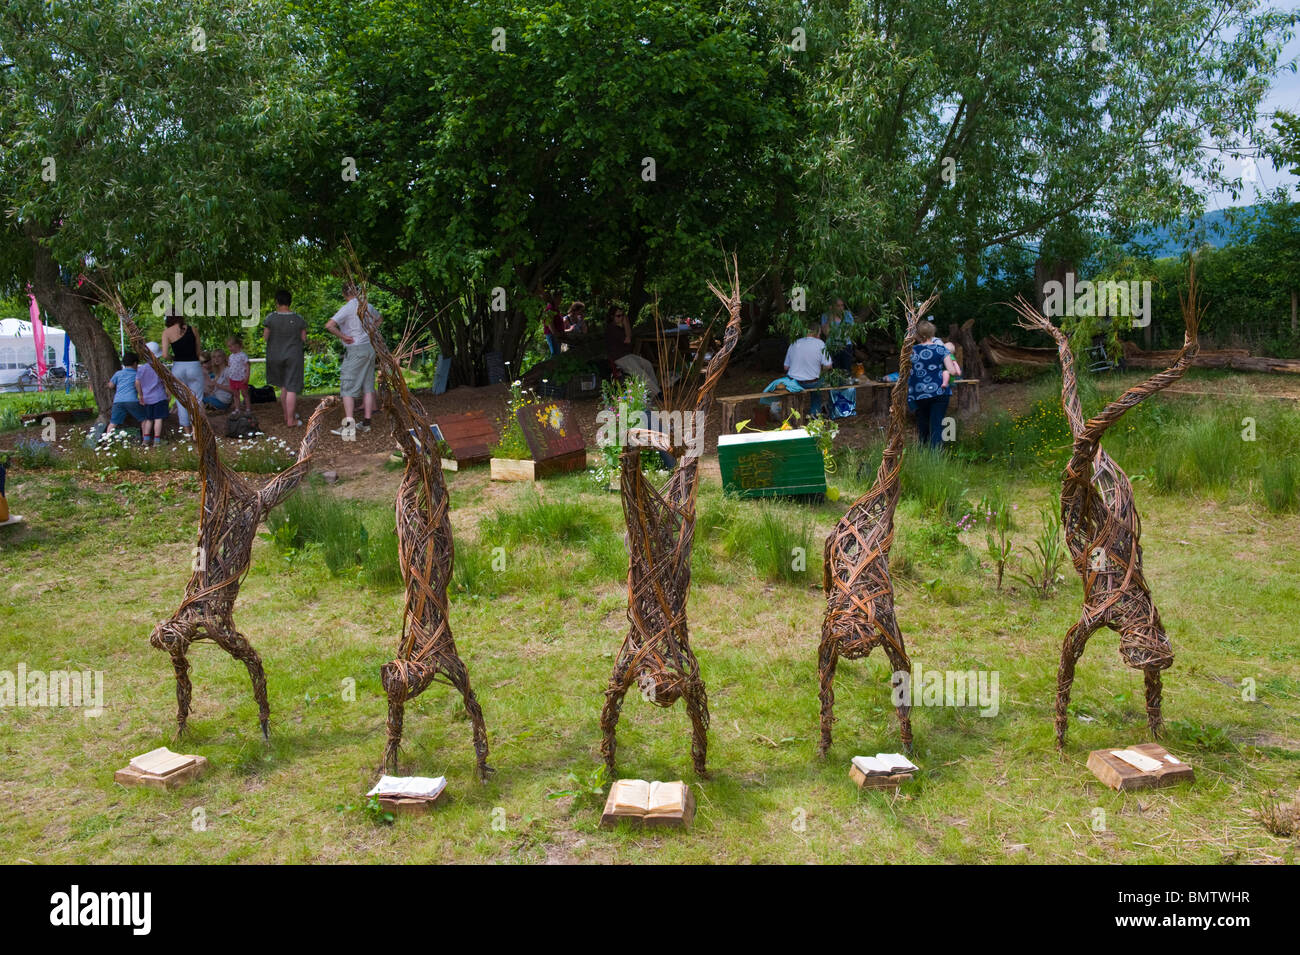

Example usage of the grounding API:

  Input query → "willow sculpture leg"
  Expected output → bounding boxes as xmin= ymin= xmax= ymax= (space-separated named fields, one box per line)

xmin=444 ymin=657 xmax=492 ymax=781
xmin=816 ymin=637 xmax=840 ymax=758
xmin=214 ymin=626 xmax=271 ymax=739
xmin=1144 ymin=669 xmax=1164 ymax=739
xmin=878 ymin=623 xmax=914 ymax=754
xmin=383 ymin=682 xmax=406 ymax=773
xmin=599 ymin=653 xmax=634 ymax=773
xmin=150 ymin=620 xmax=196 ymax=736
xmin=683 ymin=678 xmax=710 ymax=777
xmin=168 ymin=647 xmax=194 ymax=737
xmin=1055 ymin=618 xmax=1100 ymax=748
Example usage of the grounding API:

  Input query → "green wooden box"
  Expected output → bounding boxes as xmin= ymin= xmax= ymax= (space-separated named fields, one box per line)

xmin=717 ymin=429 xmax=827 ymax=499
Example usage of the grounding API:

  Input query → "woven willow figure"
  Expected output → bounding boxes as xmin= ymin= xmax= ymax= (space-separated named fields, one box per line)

xmin=1010 ymin=271 xmax=1202 ymax=748
xmin=345 ymin=282 xmax=492 ymax=780
xmin=117 ymin=312 xmax=337 ymax=738
xmin=599 ymin=263 xmax=743 ymax=776
xmin=817 ymin=288 xmax=937 ymax=757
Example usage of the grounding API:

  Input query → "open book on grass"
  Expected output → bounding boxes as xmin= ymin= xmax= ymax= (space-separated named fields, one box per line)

xmin=603 ymin=779 xmax=691 ymax=820
xmin=851 ymin=753 xmax=919 ymax=776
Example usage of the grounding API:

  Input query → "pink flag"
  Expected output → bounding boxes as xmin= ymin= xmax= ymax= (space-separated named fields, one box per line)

xmin=29 ymin=294 xmax=47 ymax=387
xmin=29 ymin=294 xmax=47 ymax=388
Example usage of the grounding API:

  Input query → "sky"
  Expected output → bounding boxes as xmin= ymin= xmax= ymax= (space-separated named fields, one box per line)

xmin=1204 ymin=0 xmax=1300 ymax=209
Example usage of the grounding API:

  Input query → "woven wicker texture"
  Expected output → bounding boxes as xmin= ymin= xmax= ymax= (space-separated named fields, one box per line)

xmin=1010 ymin=269 xmax=1202 ymax=747
xmin=817 ymin=288 xmax=936 ymax=756
xmin=346 ymin=282 xmax=492 ymax=780
xmin=118 ymin=310 xmax=336 ymax=738
xmin=598 ymin=262 xmax=743 ymax=776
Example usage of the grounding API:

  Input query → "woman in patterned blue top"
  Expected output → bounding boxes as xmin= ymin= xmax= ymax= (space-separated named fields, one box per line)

xmin=906 ymin=320 xmax=962 ymax=448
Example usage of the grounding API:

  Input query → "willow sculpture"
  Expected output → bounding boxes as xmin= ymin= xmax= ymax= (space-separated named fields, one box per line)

xmin=599 ymin=262 xmax=743 ymax=776
xmin=818 ymin=288 xmax=936 ymax=757
xmin=1009 ymin=270 xmax=1203 ymax=748
xmin=109 ymin=302 xmax=336 ymax=738
xmin=344 ymin=279 xmax=492 ymax=780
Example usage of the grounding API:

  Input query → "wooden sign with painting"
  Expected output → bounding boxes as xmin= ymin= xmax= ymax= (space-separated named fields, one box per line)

xmin=492 ymin=399 xmax=586 ymax=481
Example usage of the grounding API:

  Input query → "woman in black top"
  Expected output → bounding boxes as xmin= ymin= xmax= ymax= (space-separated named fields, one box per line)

xmin=161 ymin=314 xmax=205 ymax=436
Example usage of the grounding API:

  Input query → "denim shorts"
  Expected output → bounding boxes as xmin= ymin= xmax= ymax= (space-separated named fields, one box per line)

xmin=110 ymin=401 xmax=147 ymax=425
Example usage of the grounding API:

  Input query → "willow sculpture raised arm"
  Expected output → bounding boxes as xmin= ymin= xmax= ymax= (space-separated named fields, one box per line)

xmin=344 ymin=279 xmax=492 ymax=780
xmin=1009 ymin=270 xmax=1202 ymax=748
xmin=109 ymin=301 xmax=336 ymax=738
xmin=599 ymin=261 xmax=743 ymax=776
xmin=817 ymin=288 xmax=936 ymax=757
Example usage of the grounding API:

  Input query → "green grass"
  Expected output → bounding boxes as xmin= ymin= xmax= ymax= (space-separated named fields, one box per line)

xmin=1 ymin=379 xmax=1298 ymax=863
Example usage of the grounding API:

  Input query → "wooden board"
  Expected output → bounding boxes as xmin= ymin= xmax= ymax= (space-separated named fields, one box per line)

xmin=1086 ymin=742 xmax=1195 ymax=792
xmin=849 ymin=765 xmax=914 ymax=791
xmin=433 ymin=410 xmax=497 ymax=466
xmin=20 ymin=409 xmax=94 ymax=425
xmin=516 ymin=399 xmax=586 ymax=462
xmin=433 ymin=356 xmax=452 ymax=395
xmin=600 ymin=785 xmax=696 ymax=830
xmin=114 ymin=755 xmax=210 ymax=791
xmin=490 ymin=449 xmax=587 ymax=482
xmin=484 ymin=350 xmax=507 ymax=385
xmin=377 ymin=791 xmax=447 ymax=816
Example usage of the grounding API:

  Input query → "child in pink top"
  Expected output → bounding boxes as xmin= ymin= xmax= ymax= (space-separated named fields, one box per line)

xmin=225 ymin=335 xmax=251 ymax=413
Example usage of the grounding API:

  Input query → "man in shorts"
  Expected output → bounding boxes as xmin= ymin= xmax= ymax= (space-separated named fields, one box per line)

xmin=262 ymin=288 xmax=308 ymax=427
xmin=325 ymin=283 xmax=381 ymax=434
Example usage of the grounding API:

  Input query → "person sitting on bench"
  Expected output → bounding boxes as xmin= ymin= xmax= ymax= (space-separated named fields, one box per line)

xmin=783 ymin=320 xmax=832 ymax=416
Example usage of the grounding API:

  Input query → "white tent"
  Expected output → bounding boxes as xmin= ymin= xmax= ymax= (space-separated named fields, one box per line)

xmin=0 ymin=318 xmax=78 ymax=390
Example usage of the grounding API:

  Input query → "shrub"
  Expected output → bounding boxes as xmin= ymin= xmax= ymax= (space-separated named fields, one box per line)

xmin=12 ymin=438 xmax=58 ymax=469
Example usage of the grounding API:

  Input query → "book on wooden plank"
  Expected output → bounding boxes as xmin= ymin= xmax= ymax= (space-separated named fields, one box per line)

xmin=601 ymin=779 xmax=694 ymax=827
xmin=852 ymin=753 xmax=919 ymax=776
xmin=607 ymin=779 xmax=688 ymax=817
xmin=367 ymin=775 xmax=447 ymax=801
xmin=130 ymin=747 xmax=197 ymax=777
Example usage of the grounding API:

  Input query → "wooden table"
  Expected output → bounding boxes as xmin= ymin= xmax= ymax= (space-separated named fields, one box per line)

xmin=718 ymin=379 xmax=980 ymax=433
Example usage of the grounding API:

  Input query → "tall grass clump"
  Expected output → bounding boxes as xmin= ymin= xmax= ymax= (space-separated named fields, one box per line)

xmin=723 ymin=505 xmax=813 ymax=585
xmin=450 ymin=534 xmax=499 ymax=598
xmin=1261 ymin=456 xmax=1300 ymax=513
xmin=265 ymin=487 xmax=400 ymax=584
xmin=479 ymin=493 xmax=606 ymax=546
xmin=900 ymin=444 xmax=968 ymax=518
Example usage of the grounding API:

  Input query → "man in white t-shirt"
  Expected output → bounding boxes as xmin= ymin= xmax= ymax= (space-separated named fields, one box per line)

xmin=325 ymin=284 xmax=381 ymax=433
xmin=784 ymin=321 xmax=832 ymax=415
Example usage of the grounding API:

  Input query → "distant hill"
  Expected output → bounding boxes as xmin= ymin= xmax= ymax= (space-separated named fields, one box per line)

xmin=1127 ymin=205 xmax=1260 ymax=258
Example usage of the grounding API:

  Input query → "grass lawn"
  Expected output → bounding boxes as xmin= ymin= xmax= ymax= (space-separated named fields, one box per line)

xmin=0 ymin=375 xmax=1298 ymax=863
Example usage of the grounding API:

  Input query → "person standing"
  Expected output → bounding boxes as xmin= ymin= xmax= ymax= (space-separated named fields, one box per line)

xmin=907 ymin=319 xmax=962 ymax=448
xmin=136 ymin=342 xmax=170 ymax=446
xmin=225 ymin=334 xmax=251 ymax=414
xmin=263 ymin=289 xmax=308 ymax=427
xmin=325 ymin=283 xmax=380 ymax=433
xmin=161 ymin=313 xmax=204 ymax=439
xmin=783 ymin=320 xmax=832 ymax=416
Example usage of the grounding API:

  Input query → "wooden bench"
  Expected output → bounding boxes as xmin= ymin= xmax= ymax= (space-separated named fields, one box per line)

xmin=718 ymin=379 xmax=980 ymax=433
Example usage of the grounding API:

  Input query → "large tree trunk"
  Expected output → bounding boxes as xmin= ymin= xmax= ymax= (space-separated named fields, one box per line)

xmin=27 ymin=233 xmax=120 ymax=421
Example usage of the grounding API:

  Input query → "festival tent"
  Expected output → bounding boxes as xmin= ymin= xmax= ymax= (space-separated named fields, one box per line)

xmin=0 ymin=318 xmax=78 ymax=390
